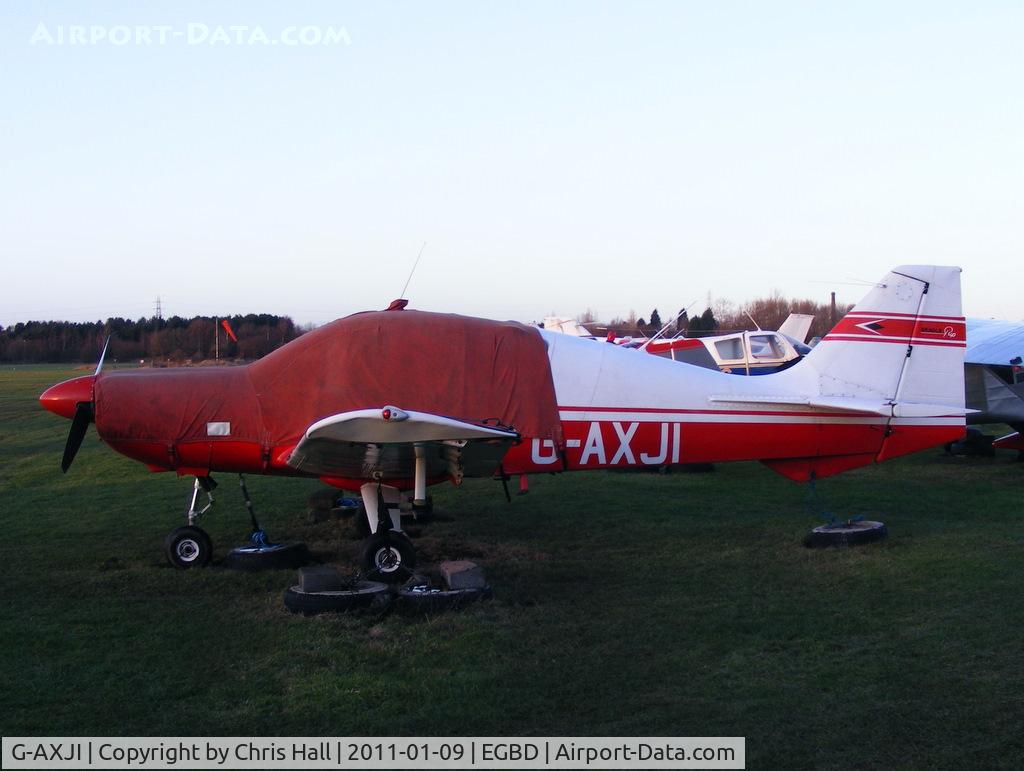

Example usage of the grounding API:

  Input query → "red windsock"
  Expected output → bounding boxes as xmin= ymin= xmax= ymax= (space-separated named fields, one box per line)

xmin=221 ymin=319 xmax=238 ymax=343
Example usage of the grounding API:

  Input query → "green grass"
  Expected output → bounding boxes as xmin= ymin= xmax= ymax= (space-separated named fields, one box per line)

xmin=2 ymin=365 xmax=1023 ymax=768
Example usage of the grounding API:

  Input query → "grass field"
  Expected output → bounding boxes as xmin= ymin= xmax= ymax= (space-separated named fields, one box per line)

xmin=2 ymin=365 xmax=1023 ymax=768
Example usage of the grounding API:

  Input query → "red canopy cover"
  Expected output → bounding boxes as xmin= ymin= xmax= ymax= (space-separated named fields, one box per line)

xmin=96 ymin=310 xmax=563 ymax=450
xmin=249 ymin=310 xmax=563 ymax=446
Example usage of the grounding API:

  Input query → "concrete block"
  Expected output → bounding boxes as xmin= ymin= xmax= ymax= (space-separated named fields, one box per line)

xmin=440 ymin=560 xmax=487 ymax=590
xmin=298 ymin=565 xmax=346 ymax=593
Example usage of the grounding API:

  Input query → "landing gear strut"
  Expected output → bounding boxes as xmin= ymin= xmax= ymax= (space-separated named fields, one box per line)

xmin=165 ymin=476 xmax=217 ymax=568
xmin=359 ymin=479 xmax=416 ymax=582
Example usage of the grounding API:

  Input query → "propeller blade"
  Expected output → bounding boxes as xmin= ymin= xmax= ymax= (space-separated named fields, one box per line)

xmin=61 ymin=402 xmax=93 ymax=473
xmin=94 ymin=335 xmax=112 ymax=376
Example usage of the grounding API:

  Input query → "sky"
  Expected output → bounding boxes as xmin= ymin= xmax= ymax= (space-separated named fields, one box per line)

xmin=1 ymin=1 xmax=1022 ymax=327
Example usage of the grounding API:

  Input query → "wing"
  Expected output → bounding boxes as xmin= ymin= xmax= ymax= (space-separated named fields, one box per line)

xmin=285 ymin=406 xmax=519 ymax=482
xmin=966 ymin=318 xmax=1024 ymax=366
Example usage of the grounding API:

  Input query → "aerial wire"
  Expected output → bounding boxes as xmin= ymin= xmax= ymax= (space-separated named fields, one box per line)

xmin=400 ymin=241 xmax=427 ymax=299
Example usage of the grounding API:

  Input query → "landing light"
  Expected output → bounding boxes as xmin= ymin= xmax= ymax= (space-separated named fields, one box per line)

xmin=381 ymin=406 xmax=408 ymax=422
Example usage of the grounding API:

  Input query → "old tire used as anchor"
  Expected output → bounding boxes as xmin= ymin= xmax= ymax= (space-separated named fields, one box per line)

xmin=396 ymin=584 xmax=492 ymax=615
xmin=804 ymin=520 xmax=888 ymax=548
xmin=283 ymin=580 xmax=391 ymax=615
xmin=226 ymin=541 xmax=310 ymax=571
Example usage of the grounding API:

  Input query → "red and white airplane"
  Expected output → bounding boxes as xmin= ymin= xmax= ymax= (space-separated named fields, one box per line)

xmin=40 ymin=265 xmax=968 ymax=578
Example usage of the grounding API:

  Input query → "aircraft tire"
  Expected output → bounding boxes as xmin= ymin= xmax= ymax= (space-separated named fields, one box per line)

xmin=164 ymin=526 xmax=212 ymax=569
xmin=226 ymin=541 xmax=310 ymax=571
xmin=283 ymin=581 xmax=391 ymax=615
xmin=360 ymin=531 xmax=417 ymax=583
xmin=804 ymin=520 xmax=887 ymax=548
xmin=396 ymin=584 xmax=491 ymax=615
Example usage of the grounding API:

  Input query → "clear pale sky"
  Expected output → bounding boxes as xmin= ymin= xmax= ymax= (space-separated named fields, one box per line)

xmin=1 ymin=1 xmax=1021 ymax=327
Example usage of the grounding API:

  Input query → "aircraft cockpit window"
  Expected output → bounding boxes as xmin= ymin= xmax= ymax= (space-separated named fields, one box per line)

xmin=714 ymin=337 xmax=744 ymax=361
xmin=749 ymin=334 xmax=785 ymax=360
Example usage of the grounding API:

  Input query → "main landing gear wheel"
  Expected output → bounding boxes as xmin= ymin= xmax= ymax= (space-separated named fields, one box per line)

xmin=165 ymin=526 xmax=212 ymax=569
xmin=360 ymin=531 xmax=416 ymax=583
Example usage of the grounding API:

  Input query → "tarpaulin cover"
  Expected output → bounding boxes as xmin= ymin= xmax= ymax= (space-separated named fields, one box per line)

xmin=95 ymin=310 xmax=562 ymax=448
xmin=95 ymin=367 xmax=263 ymax=443
xmin=249 ymin=310 xmax=563 ymax=447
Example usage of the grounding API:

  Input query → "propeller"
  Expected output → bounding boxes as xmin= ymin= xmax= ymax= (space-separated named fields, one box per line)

xmin=43 ymin=336 xmax=111 ymax=473
xmin=61 ymin=402 xmax=94 ymax=473
xmin=94 ymin=335 xmax=110 ymax=376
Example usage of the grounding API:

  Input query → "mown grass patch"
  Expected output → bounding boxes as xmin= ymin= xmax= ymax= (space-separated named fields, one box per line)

xmin=1 ymin=365 xmax=1022 ymax=767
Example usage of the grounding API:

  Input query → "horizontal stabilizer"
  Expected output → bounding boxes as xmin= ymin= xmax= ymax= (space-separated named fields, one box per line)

xmin=891 ymin=402 xmax=976 ymax=418
xmin=708 ymin=394 xmax=889 ymax=415
xmin=708 ymin=394 xmax=972 ymax=418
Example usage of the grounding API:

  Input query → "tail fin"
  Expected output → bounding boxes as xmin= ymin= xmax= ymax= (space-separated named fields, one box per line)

xmin=801 ymin=265 xmax=966 ymax=461
xmin=803 ymin=265 xmax=965 ymax=412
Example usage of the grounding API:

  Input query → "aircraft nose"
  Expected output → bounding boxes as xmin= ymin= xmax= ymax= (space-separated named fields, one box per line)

xmin=39 ymin=375 xmax=95 ymax=419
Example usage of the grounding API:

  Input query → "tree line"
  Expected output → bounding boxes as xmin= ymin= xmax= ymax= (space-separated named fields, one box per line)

xmin=3 ymin=293 xmax=853 ymax=363
xmin=584 ymin=293 xmax=852 ymax=341
xmin=0 ymin=314 xmax=302 ymax=364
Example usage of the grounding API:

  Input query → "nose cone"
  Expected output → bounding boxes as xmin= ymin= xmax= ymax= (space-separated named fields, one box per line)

xmin=40 ymin=375 xmax=95 ymax=419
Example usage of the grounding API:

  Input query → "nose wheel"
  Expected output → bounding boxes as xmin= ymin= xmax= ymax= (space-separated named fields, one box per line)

xmin=164 ymin=476 xmax=217 ymax=569
xmin=164 ymin=526 xmax=212 ymax=569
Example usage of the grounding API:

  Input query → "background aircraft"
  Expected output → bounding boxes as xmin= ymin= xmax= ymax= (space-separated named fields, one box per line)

xmin=963 ymin=318 xmax=1024 ymax=452
xmin=635 ymin=315 xmax=812 ymax=374
xmin=40 ymin=266 xmax=967 ymax=579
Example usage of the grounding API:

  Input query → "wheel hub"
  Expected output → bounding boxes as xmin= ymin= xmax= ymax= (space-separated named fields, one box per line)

xmin=176 ymin=539 xmax=200 ymax=562
xmin=374 ymin=546 xmax=401 ymax=573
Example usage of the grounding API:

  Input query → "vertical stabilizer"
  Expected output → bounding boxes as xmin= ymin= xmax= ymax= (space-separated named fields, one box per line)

xmin=801 ymin=266 xmax=966 ymax=413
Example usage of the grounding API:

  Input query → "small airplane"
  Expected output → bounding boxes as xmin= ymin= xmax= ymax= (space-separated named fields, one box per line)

xmin=40 ymin=265 xmax=968 ymax=579
xmin=632 ymin=314 xmax=813 ymax=374
xmin=561 ymin=312 xmax=815 ymax=374
xmin=540 ymin=315 xmax=595 ymax=337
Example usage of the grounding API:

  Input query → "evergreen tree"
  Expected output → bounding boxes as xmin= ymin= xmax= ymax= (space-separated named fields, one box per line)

xmin=700 ymin=307 xmax=718 ymax=331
